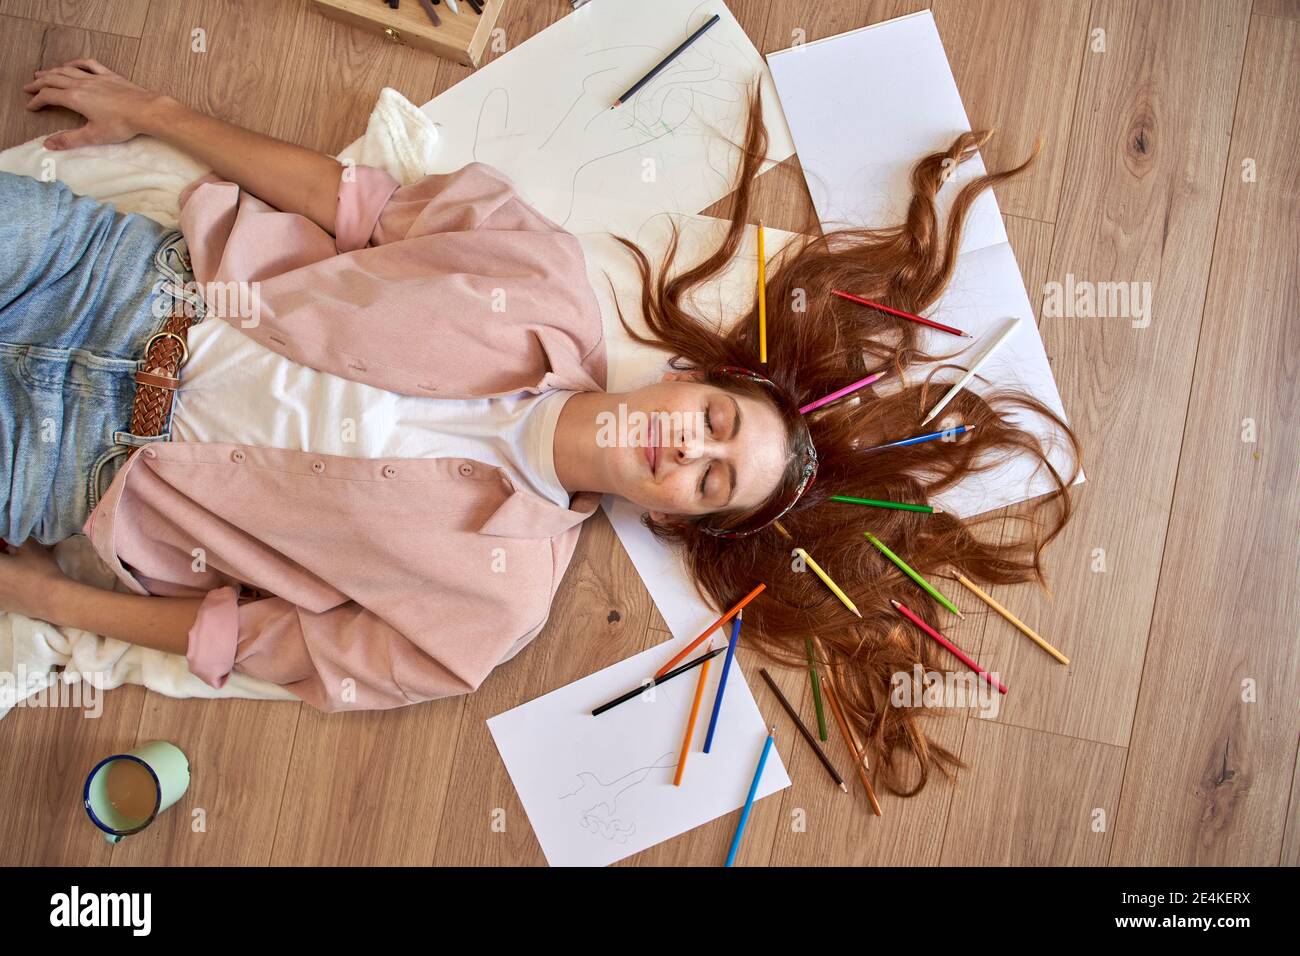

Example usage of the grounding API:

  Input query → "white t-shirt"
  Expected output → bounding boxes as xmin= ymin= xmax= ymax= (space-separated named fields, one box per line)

xmin=169 ymin=319 xmax=576 ymax=509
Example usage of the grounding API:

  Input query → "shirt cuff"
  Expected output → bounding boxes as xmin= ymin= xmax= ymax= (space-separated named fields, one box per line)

xmin=334 ymin=163 xmax=401 ymax=253
xmin=186 ymin=586 xmax=241 ymax=689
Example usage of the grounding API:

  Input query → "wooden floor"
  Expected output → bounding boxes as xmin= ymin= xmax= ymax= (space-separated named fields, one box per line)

xmin=0 ymin=0 xmax=1295 ymax=867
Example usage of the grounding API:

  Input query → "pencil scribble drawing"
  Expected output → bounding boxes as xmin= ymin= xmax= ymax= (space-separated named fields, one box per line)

xmin=558 ymin=751 xmax=678 ymax=843
xmin=467 ymin=6 xmax=755 ymax=227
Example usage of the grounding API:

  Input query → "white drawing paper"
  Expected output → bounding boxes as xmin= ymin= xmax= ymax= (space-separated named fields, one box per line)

xmin=487 ymin=639 xmax=790 ymax=867
xmin=766 ymin=10 xmax=1007 ymax=257
xmin=419 ymin=0 xmax=795 ymax=236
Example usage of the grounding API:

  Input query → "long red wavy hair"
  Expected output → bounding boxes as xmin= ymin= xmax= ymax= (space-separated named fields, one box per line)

xmin=609 ymin=85 xmax=1082 ymax=796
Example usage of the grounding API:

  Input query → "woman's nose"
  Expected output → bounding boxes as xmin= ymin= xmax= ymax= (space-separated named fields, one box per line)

xmin=675 ymin=433 xmax=719 ymax=460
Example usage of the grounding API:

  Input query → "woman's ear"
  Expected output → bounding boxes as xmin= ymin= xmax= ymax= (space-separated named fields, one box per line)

xmin=647 ymin=510 xmax=689 ymax=529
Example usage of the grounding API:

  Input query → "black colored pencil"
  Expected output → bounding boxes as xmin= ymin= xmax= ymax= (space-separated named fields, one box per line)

xmin=611 ymin=13 xmax=721 ymax=108
xmin=468 ymin=0 xmax=483 ymax=13
xmin=758 ymin=668 xmax=848 ymax=792
xmin=591 ymin=645 xmax=727 ymax=716
xmin=416 ymin=0 xmax=442 ymax=26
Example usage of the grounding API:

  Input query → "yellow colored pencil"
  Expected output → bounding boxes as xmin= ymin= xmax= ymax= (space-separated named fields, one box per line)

xmin=796 ymin=548 xmax=862 ymax=618
xmin=956 ymin=573 xmax=1069 ymax=665
xmin=674 ymin=644 xmax=714 ymax=786
xmin=757 ymin=221 xmax=767 ymax=363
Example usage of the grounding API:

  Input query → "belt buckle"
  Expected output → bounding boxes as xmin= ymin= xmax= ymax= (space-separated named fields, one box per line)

xmin=143 ymin=329 xmax=190 ymax=369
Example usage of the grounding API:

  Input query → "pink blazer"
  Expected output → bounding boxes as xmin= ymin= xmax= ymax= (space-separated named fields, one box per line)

xmin=82 ymin=162 xmax=608 ymax=712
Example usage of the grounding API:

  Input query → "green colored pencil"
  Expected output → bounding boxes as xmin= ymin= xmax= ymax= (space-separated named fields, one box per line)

xmin=806 ymin=637 xmax=828 ymax=741
xmin=831 ymin=495 xmax=939 ymax=514
xmin=863 ymin=531 xmax=964 ymax=618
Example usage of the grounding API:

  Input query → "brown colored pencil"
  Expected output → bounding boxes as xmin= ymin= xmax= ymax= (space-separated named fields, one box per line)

xmin=758 ymin=668 xmax=847 ymax=793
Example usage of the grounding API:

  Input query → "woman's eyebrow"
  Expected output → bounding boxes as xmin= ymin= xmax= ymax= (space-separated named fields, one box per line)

xmin=719 ymin=395 xmax=741 ymax=505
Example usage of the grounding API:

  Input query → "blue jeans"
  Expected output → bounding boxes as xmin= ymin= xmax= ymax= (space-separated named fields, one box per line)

xmin=0 ymin=170 xmax=199 ymax=545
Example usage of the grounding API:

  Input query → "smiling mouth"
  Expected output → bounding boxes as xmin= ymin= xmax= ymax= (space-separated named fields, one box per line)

xmin=647 ymin=416 xmax=659 ymax=477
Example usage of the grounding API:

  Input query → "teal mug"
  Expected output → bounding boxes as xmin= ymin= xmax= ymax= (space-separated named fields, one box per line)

xmin=83 ymin=741 xmax=191 ymax=843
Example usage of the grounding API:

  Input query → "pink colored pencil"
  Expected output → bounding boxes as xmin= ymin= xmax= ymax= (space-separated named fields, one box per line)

xmin=831 ymin=290 xmax=970 ymax=338
xmin=799 ymin=371 xmax=887 ymax=414
xmin=891 ymin=599 xmax=1007 ymax=694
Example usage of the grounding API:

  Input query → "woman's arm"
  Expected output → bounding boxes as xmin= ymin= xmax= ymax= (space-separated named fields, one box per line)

xmin=0 ymin=543 xmax=196 ymax=656
xmin=23 ymin=58 xmax=343 ymax=235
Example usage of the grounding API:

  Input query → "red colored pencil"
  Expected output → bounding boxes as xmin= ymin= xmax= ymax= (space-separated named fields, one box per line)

xmin=654 ymin=583 xmax=767 ymax=679
xmin=890 ymin=599 xmax=1007 ymax=694
xmin=831 ymin=290 xmax=970 ymax=338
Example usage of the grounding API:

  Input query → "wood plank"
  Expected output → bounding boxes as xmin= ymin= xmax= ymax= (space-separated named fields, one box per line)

xmin=1109 ymin=12 xmax=1300 ymax=866
xmin=761 ymin=0 xmax=930 ymax=52
xmin=933 ymin=0 xmax=1091 ymax=223
xmin=0 ymin=0 xmax=150 ymax=38
xmin=990 ymin=0 xmax=1251 ymax=746
xmin=270 ymin=701 xmax=460 ymax=865
xmin=1253 ymin=0 xmax=1300 ymax=19
xmin=1283 ymin=746 xmax=1300 ymax=865
xmin=0 ymin=16 xmax=138 ymax=148
xmin=940 ymin=719 xmax=1125 ymax=864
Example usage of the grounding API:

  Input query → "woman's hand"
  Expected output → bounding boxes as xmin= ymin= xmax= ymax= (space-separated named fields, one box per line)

xmin=22 ymin=59 xmax=171 ymax=150
xmin=0 ymin=541 xmax=73 ymax=620
xmin=22 ymin=57 xmax=343 ymax=234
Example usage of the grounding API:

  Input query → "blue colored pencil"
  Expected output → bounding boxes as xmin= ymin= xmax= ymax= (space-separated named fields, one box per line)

xmin=703 ymin=612 xmax=742 ymax=753
xmin=863 ymin=423 xmax=975 ymax=453
xmin=725 ymin=725 xmax=776 ymax=867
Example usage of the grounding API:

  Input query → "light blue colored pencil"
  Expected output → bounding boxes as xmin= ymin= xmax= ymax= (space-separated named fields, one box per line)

xmin=703 ymin=612 xmax=742 ymax=753
xmin=725 ymin=725 xmax=776 ymax=867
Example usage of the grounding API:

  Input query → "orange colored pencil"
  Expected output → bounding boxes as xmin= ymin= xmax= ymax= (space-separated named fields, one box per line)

xmin=674 ymin=645 xmax=714 ymax=786
xmin=820 ymin=673 xmax=882 ymax=815
xmin=811 ymin=636 xmax=869 ymax=770
xmin=654 ymin=583 xmax=766 ymax=678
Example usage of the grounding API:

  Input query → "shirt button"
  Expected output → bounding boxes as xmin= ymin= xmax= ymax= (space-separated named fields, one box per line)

xmin=382 ymin=465 xmax=397 ymax=478
xmin=143 ymin=446 xmax=157 ymax=459
xmin=458 ymin=463 xmax=474 ymax=476
xmin=312 ymin=460 xmax=325 ymax=474
xmin=231 ymin=449 xmax=245 ymax=463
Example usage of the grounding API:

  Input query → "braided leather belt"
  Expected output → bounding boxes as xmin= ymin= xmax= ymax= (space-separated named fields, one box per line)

xmin=128 ymin=305 xmax=197 ymax=437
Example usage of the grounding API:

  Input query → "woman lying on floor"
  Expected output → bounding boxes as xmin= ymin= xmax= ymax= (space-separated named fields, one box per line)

xmin=0 ymin=59 xmax=1078 ymax=795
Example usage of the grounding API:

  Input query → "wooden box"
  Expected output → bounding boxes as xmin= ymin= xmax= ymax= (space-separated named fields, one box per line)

xmin=310 ymin=0 xmax=508 ymax=67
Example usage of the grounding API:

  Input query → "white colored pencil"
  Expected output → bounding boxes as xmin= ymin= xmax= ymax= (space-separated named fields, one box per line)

xmin=920 ymin=316 xmax=1022 ymax=426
